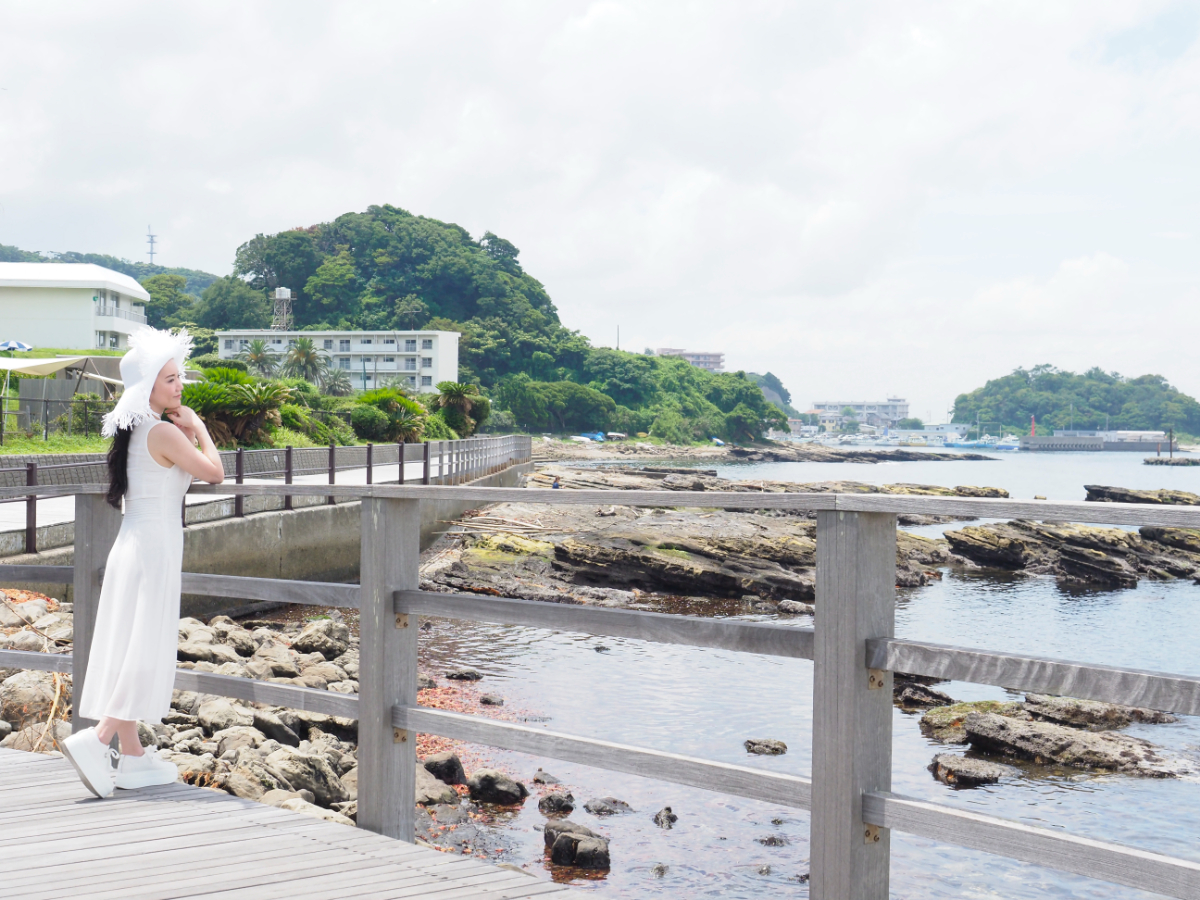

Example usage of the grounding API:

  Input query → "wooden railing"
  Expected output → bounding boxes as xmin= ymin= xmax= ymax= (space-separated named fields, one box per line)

xmin=1 ymin=482 xmax=1199 ymax=899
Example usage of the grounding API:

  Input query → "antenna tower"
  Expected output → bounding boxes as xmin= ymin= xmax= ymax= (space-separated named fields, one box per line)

xmin=271 ymin=287 xmax=294 ymax=331
xmin=146 ymin=226 xmax=157 ymax=265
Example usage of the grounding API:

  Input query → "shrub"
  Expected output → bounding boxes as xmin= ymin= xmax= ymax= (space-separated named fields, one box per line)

xmin=351 ymin=405 xmax=390 ymax=442
xmin=202 ymin=367 xmax=254 ymax=386
xmin=423 ymin=410 xmax=460 ymax=440
xmin=191 ymin=354 xmax=247 ymax=372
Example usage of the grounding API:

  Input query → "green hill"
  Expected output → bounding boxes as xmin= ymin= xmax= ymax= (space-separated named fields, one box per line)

xmin=954 ymin=365 xmax=1200 ymax=437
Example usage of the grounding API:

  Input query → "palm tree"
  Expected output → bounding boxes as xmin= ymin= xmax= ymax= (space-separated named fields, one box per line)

xmin=321 ymin=368 xmax=353 ymax=397
xmin=280 ymin=337 xmax=327 ymax=384
xmin=237 ymin=338 xmax=278 ymax=377
xmin=391 ymin=409 xmax=425 ymax=442
xmin=434 ymin=381 xmax=483 ymax=436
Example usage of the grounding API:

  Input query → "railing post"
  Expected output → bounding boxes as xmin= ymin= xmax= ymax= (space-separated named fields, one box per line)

xmin=328 ymin=441 xmax=336 ymax=506
xmin=397 ymin=441 xmax=405 ymax=485
xmin=358 ymin=496 xmax=420 ymax=840
xmin=284 ymin=446 xmax=293 ymax=511
xmin=366 ymin=442 xmax=373 ymax=485
xmin=24 ymin=463 xmax=37 ymax=554
xmin=422 ymin=441 xmax=430 ymax=485
xmin=810 ymin=510 xmax=896 ymax=900
xmin=235 ymin=447 xmax=245 ymax=518
xmin=72 ymin=493 xmax=122 ymax=732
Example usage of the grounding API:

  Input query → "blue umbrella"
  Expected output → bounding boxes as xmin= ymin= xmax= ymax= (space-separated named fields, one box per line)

xmin=0 ymin=340 xmax=32 ymax=354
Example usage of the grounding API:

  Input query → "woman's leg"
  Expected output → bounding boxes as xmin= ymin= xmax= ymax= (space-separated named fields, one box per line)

xmin=95 ymin=717 xmax=145 ymax=757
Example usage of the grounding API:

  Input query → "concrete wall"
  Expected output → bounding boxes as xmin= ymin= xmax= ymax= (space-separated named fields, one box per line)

xmin=0 ymin=286 xmax=95 ymax=351
xmin=0 ymin=462 xmax=534 ymax=618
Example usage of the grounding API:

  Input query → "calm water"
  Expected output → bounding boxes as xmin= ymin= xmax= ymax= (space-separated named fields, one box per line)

xmin=421 ymin=452 xmax=1200 ymax=898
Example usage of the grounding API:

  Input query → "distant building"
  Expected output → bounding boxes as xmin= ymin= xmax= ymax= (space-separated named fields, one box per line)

xmin=1020 ymin=430 xmax=1178 ymax=452
xmin=787 ymin=418 xmax=819 ymax=436
xmin=0 ymin=262 xmax=149 ymax=351
xmin=656 ymin=348 xmax=725 ymax=373
xmin=811 ymin=398 xmax=909 ymax=428
xmin=216 ymin=328 xmax=458 ymax=393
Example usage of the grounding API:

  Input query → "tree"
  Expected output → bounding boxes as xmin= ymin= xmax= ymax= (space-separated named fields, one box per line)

xmin=896 ymin=417 xmax=924 ymax=430
xmin=480 ymin=231 xmax=522 ymax=274
xmin=191 ymin=277 xmax=271 ymax=329
xmin=304 ymin=250 xmax=361 ymax=322
xmin=238 ymin=338 xmax=278 ymax=377
xmin=434 ymin=381 xmax=490 ymax=437
xmin=139 ymin=274 xmax=194 ymax=328
xmin=841 ymin=406 xmax=860 ymax=433
xmin=392 ymin=295 xmax=430 ymax=330
xmin=280 ymin=337 xmax=328 ymax=383
xmin=321 ymin=368 xmax=353 ymax=397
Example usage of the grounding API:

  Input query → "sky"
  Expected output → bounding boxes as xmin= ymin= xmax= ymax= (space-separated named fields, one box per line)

xmin=2 ymin=1 xmax=1199 ymax=420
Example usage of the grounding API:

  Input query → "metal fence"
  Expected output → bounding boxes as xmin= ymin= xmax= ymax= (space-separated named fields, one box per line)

xmin=0 ymin=435 xmax=533 ymax=553
xmin=1 ymin=483 xmax=1198 ymax=898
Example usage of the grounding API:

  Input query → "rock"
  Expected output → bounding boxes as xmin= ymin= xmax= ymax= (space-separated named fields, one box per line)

xmin=920 ymin=701 xmax=1026 ymax=743
xmin=418 ymin=673 xmax=436 ymax=690
xmin=264 ymin=748 xmax=349 ymax=806
xmin=964 ymin=712 xmax=1185 ymax=776
xmin=340 ymin=766 xmax=357 ymax=799
xmin=198 ymin=698 xmax=254 ymax=735
xmin=232 ymin=759 xmax=294 ymax=795
xmin=0 ymin=720 xmax=71 ymax=751
xmin=170 ymin=690 xmax=201 ymax=715
xmin=0 ymin=670 xmax=62 ymax=723
xmin=758 ymin=834 xmax=790 ymax=846
xmin=8 ymin=631 xmax=48 ymax=652
xmin=929 ymin=753 xmax=1020 ymax=787
xmin=896 ymin=683 xmax=955 ymax=709
xmin=532 ymin=768 xmax=560 ymax=784
xmin=261 ymin=788 xmax=316 ymax=807
xmin=214 ymin=725 xmax=267 ymax=758
xmin=422 ymin=751 xmax=466 ymax=786
xmin=291 ymin=619 xmax=351 ymax=660
xmin=177 ymin=641 xmax=243 ymax=664
xmin=0 ymin=597 xmax=49 ymax=627
xmin=1085 ymin=485 xmax=1200 ymax=506
xmin=31 ymin=612 xmax=73 ymax=642
xmin=543 ymin=821 xmax=610 ymax=869
xmin=445 ymin=668 xmax=484 ymax=681
xmin=219 ymin=771 xmax=265 ymax=800
xmin=252 ymin=709 xmax=302 ymax=746
xmin=251 ymin=642 xmax=301 ymax=678
xmin=479 ymin=693 xmax=504 ymax=706
xmin=0 ymin=721 xmax=10 ymax=741
xmin=212 ymin=624 xmax=257 ymax=656
xmin=1023 ymin=693 xmax=1177 ymax=730
xmin=584 ymin=797 xmax=634 ymax=816
xmin=416 ymin=765 xmax=459 ymax=805
xmin=538 ymin=792 xmax=575 ymax=815
xmin=280 ymin=797 xmax=355 ymax=826
xmin=467 ymin=769 xmax=529 ymax=805
xmin=777 ymin=600 xmax=814 ymax=615
xmin=744 ymin=739 xmax=787 ymax=756
xmin=650 ymin=863 xmax=669 ymax=878
xmin=653 ymin=806 xmax=678 ymax=828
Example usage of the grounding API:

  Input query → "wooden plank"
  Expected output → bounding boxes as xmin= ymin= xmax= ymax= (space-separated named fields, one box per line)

xmin=358 ymin=497 xmax=421 ymax=841
xmin=393 ymin=704 xmax=812 ymax=809
xmin=862 ymin=791 xmax=1200 ymax=900
xmin=181 ymin=571 xmax=360 ymax=609
xmin=835 ymin=492 xmax=1200 ymax=528
xmin=171 ymin=670 xmax=359 ymax=718
xmin=0 ymin=648 xmax=72 ymax=673
xmin=396 ymin=590 xmax=815 ymax=660
xmin=0 ymin=564 xmax=74 ymax=583
xmin=867 ymin=638 xmax=1200 ymax=718
xmin=71 ymin=492 xmax=121 ymax=731
xmin=172 ymin=864 xmax=447 ymax=900
xmin=810 ymin=510 xmax=895 ymax=900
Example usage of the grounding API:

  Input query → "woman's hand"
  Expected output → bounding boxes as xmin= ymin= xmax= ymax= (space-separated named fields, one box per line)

xmin=165 ymin=405 xmax=203 ymax=444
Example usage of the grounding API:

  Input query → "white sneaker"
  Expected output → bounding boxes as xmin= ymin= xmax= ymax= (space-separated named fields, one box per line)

xmin=115 ymin=751 xmax=179 ymax=790
xmin=60 ymin=727 xmax=117 ymax=799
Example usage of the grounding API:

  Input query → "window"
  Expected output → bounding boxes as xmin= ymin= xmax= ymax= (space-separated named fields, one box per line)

xmin=421 ymin=339 xmax=432 ymax=350
xmin=339 ymin=339 xmax=350 ymax=351
xmin=421 ymin=357 xmax=432 ymax=368
xmin=96 ymin=332 xmax=106 ymax=348
xmin=407 ymin=376 xmax=417 ymax=387
xmin=361 ymin=338 xmax=372 ymax=345
xmin=288 ymin=339 xmax=296 ymax=348
xmin=272 ymin=338 xmax=283 ymax=345
xmin=338 ymin=358 xmax=350 ymax=370
xmin=239 ymin=339 xmax=248 ymax=348
xmin=109 ymin=333 xmax=119 ymax=349
xmin=404 ymin=358 xmax=416 ymax=371
xmin=323 ymin=339 xmax=334 ymax=350
xmin=421 ymin=375 xmax=432 ymax=387
xmin=224 ymin=340 xmax=234 ymax=350
xmin=384 ymin=357 xmax=395 ymax=363
xmin=384 ymin=338 xmax=395 ymax=345
xmin=405 ymin=339 xmax=417 ymax=352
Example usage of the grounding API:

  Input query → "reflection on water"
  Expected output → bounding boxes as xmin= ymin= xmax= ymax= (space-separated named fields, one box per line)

xmin=420 ymin=568 xmax=1200 ymax=898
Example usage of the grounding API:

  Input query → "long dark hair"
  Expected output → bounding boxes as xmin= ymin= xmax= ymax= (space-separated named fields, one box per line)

xmin=106 ymin=427 xmax=134 ymax=508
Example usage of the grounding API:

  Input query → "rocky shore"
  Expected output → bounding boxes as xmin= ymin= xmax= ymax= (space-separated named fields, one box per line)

xmin=533 ymin=437 xmax=994 ymax=465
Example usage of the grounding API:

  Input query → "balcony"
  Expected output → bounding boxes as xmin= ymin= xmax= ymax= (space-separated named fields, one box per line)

xmin=94 ymin=304 xmax=147 ymax=325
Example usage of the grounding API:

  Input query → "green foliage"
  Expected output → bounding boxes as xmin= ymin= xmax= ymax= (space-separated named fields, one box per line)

xmin=189 ymin=354 xmax=248 ymax=372
xmin=350 ymin=404 xmax=391 ymax=442
xmin=422 ymin=410 xmax=460 ymax=440
xmin=191 ymin=277 xmax=271 ymax=329
xmin=747 ymin=371 xmax=801 ymax=417
xmin=178 ymin=379 xmax=292 ymax=447
xmin=173 ymin=325 xmax=217 ymax=356
xmin=238 ymin=339 xmax=279 ymax=377
xmin=896 ymin=417 xmax=924 ymax=430
xmin=356 ymin=388 xmax=427 ymax=441
xmin=321 ymin=368 xmax=354 ymax=397
xmin=140 ymin=274 xmax=194 ymax=328
xmin=201 ymin=367 xmax=254 ymax=386
xmin=433 ymin=381 xmax=488 ymax=437
xmin=497 ymin=377 xmax=616 ymax=432
xmin=275 ymin=377 xmax=321 ymax=404
xmin=4 ymin=244 xmax=217 ymax=295
xmin=954 ymin=365 xmax=1200 ymax=435
xmin=280 ymin=337 xmax=327 ymax=383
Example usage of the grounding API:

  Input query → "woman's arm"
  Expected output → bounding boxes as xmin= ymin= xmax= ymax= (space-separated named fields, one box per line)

xmin=147 ymin=408 xmax=225 ymax=484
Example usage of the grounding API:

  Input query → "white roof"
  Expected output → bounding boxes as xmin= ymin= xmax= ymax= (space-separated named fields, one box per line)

xmin=0 ymin=262 xmax=151 ymax=302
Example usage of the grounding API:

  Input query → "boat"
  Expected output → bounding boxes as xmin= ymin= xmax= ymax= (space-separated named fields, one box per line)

xmin=899 ymin=435 xmax=927 ymax=447
xmin=994 ymin=434 xmax=1021 ymax=451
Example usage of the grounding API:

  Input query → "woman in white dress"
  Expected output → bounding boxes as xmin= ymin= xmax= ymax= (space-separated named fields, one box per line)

xmin=60 ymin=327 xmax=225 ymax=798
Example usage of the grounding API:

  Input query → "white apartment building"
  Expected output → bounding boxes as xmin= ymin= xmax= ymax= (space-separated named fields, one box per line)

xmin=216 ymin=329 xmax=459 ymax=393
xmin=656 ymin=348 xmax=725 ymax=373
xmin=811 ymin=398 xmax=909 ymax=427
xmin=0 ymin=262 xmax=149 ymax=351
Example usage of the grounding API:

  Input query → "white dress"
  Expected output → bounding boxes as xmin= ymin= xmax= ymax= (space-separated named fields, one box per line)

xmin=78 ymin=420 xmax=192 ymax=722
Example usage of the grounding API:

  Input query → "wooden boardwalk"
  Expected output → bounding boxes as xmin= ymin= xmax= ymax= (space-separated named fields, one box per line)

xmin=0 ymin=749 xmax=567 ymax=900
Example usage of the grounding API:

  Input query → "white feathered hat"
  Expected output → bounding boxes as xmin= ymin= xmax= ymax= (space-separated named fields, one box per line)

xmin=101 ymin=326 xmax=193 ymax=437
